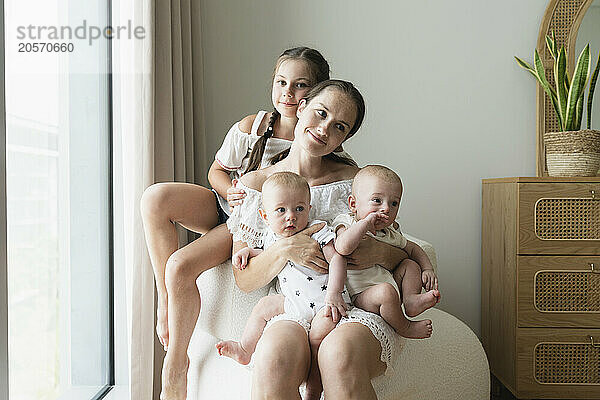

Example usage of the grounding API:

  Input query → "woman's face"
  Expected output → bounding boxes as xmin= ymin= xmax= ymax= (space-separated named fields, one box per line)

xmin=294 ymin=88 xmax=357 ymax=157
xmin=271 ymin=59 xmax=313 ymax=119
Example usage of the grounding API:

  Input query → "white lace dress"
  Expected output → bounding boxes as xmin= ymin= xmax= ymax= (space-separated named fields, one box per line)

xmin=227 ymin=179 xmax=404 ymax=374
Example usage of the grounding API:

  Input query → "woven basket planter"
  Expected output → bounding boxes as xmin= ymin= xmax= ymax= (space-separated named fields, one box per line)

xmin=544 ymin=130 xmax=600 ymax=177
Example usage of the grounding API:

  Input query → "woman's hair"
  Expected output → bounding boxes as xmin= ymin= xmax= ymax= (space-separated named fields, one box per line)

xmin=243 ymin=47 xmax=330 ymax=174
xmin=270 ymin=79 xmax=366 ymax=167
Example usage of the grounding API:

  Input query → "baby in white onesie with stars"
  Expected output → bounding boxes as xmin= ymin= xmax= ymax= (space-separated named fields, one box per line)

xmin=215 ymin=172 xmax=351 ymax=368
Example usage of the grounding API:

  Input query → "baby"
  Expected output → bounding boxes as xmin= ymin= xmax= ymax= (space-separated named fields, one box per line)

xmin=215 ymin=171 xmax=351 ymax=368
xmin=329 ymin=164 xmax=441 ymax=340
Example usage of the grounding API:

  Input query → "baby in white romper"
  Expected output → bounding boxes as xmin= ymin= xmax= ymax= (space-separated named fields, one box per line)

xmin=215 ymin=172 xmax=351 ymax=367
xmin=329 ymin=165 xmax=441 ymax=340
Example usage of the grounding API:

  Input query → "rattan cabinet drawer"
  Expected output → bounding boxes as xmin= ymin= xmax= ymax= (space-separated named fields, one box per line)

xmin=519 ymin=183 xmax=600 ymax=255
xmin=515 ymin=328 xmax=600 ymax=399
xmin=518 ymin=256 xmax=600 ymax=328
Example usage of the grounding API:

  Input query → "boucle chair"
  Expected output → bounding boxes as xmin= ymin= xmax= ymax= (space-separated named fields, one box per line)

xmin=187 ymin=236 xmax=490 ymax=399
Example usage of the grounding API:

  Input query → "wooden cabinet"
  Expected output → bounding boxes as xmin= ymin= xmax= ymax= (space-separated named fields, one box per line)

xmin=482 ymin=177 xmax=600 ymax=399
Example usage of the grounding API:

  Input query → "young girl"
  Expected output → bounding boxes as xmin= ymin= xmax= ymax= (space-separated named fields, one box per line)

xmin=140 ymin=47 xmax=330 ymax=400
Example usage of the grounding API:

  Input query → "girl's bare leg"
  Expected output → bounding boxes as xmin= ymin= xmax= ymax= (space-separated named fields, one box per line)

xmin=140 ymin=182 xmax=219 ymax=350
xmin=252 ymin=321 xmax=311 ymax=400
xmin=161 ymin=224 xmax=232 ymax=400
xmin=393 ymin=259 xmax=440 ymax=317
xmin=354 ymin=283 xmax=432 ymax=339
xmin=318 ymin=323 xmax=386 ymax=400
xmin=216 ymin=294 xmax=285 ymax=365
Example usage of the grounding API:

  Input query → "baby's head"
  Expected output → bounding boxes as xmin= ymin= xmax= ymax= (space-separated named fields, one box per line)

xmin=349 ymin=165 xmax=403 ymax=230
xmin=259 ymin=172 xmax=311 ymax=237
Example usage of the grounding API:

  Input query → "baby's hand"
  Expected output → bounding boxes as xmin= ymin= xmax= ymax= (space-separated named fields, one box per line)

xmin=365 ymin=211 xmax=389 ymax=229
xmin=232 ymin=248 xmax=251 ymax=270
xmin=422 ymin=269 xmax=438 ymax=291
xmin=324 ymin=292 xmax=348 ymax=323
xmin=227 ymin=179 xmax=246 ymax=208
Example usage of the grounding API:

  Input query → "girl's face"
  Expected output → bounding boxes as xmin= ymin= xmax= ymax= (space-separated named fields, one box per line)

xmin=294 ymin=88 xmax=357 ymax=157
xmin=271 ymin=59 xmax=314 ymax=119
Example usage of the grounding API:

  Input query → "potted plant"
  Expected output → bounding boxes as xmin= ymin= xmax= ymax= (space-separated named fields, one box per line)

xmin=515 ymin=33 xmax=600 ymax=176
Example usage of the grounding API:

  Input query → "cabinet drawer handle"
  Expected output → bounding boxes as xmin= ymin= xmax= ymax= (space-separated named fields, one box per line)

xmin=592 ymin=263 xmax=599 ymax=273
xmin=591 ymin=189 xmax=596 ymax=199
xmin=591 ymin=336 xmax=600 ymax=348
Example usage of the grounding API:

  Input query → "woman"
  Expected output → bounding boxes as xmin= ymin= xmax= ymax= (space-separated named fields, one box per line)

xmin=228 ymin=79 xmax=408 ymax=399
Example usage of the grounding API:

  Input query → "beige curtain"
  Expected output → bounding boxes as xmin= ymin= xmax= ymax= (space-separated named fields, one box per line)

xmin=112 ymin=0 xmax=207 ymax=398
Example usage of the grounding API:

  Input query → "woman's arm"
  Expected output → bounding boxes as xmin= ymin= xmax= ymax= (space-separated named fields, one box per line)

xmin=403 ymin=240 xmax=434 ymax=271
xmin=345 ymin=235 xmax=409 ymax=271
xmin=232 ymin=223 xmax=329 ymax=293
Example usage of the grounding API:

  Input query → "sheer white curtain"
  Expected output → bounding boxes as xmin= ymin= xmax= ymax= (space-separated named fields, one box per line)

xmin=112 ymin=0 xmax=207 ymax=398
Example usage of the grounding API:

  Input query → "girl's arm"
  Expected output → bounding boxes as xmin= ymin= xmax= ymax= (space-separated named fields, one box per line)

xmin=232 ymin=223 xmax=329 ymax=293
xmin=207 ymin=160 xmax=234 ymax=199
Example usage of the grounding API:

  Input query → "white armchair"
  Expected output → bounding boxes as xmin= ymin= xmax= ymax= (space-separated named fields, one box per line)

xmin=187 ymin=236 xmax=490 ymax=399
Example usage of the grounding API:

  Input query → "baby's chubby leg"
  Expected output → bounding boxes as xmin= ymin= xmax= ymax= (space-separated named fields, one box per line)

xmin=216 ymin=294 xmax=284 ymax=365
xmin=393 ymin=259 xmax=440 ymax=317
xmin=305 ymin=307 xmax=339 ymax=400
xmin=354 ymin=283 xmax=432 ymax=339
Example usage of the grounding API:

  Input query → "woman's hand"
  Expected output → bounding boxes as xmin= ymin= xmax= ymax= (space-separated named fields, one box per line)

xmin=346 ymin=235 xmax=409 ymax=270
xmin=227 ymin=179 xmax=246 ymax=208
xmin=281 ymin=222 xmax=328 ymax=273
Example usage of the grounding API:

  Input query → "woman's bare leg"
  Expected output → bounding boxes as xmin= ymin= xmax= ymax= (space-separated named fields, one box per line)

xmin=252 ymin=321 xmax=311 ymax=400
xmin=160 ymin=223 xmax=232 ymax=400
xmin=318 ymin=323 xmax=386 ymax=400
xmin=140 ymin=182 xmax=220 ymax=350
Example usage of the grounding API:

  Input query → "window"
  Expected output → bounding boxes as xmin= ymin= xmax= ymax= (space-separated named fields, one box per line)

xmin=2 ymin=0 xmax=113 ymax=398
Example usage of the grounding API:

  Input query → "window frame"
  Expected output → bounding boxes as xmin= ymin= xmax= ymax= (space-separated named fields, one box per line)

xmin=1 ymin=0 xmax=9 ymax=397
xmin=0 ymin=0 xmax=118 ymax=397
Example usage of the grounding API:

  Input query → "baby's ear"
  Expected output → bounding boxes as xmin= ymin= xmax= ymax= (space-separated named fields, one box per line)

xmin=348 ymin=194 xmax=357 ymax=213
xmin=258 ymin=209 xmax=268 ymax=222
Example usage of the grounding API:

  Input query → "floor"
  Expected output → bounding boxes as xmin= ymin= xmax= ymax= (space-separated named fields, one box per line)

xmin=490 ymin=375 xmax=518 ymax=400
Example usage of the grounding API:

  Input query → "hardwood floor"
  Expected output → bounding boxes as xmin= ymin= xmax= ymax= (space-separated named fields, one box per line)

xmin=491 ymin=374 xmax=518 ymax=400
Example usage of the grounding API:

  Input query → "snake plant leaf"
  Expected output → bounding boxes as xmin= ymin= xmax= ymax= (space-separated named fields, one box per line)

xmin=532 ymin=49 xmax=564 ymax=129
xmin=515 ymin=52 xmax=562 ymax=129
xmin=587 ymin=49 xmax=600 ymax=129
xmin=565 ymin=44 xmax=590 ymax=131
xmin=515 ymin=56 xmax=539 ymax=79
xmin=556 ymin=47 xmax=568 ymax=124
xmin=546 ymin=34 xmax=558 ymax=60
xmin=575 ymin=94 xmax=584 ymax=130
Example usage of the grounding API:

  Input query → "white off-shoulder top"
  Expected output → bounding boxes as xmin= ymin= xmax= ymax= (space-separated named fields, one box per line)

xmin=227 ymin=179 xmax=353 ymax=249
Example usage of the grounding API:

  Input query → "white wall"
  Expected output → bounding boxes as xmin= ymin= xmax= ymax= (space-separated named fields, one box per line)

xmin=198 ymin=0 xmax=550 ymax=335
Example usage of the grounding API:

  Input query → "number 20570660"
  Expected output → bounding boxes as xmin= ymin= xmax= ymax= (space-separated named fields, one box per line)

xmin=18 ymin=42 xmax=74 ymax=52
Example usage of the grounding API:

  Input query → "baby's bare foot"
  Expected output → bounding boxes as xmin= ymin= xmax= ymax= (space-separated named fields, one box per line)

xmin=398 ymin=319 xmax=433 ymax=339
xmin=404 ymin=289 xmax=441 ymax=317
xmin=156 ymin=299 xmax=169 ymax=351
xmin=160 ymin=354 xmax=189 ymax=400
xmin=215 ymin=340 xmax=252 ymax=365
